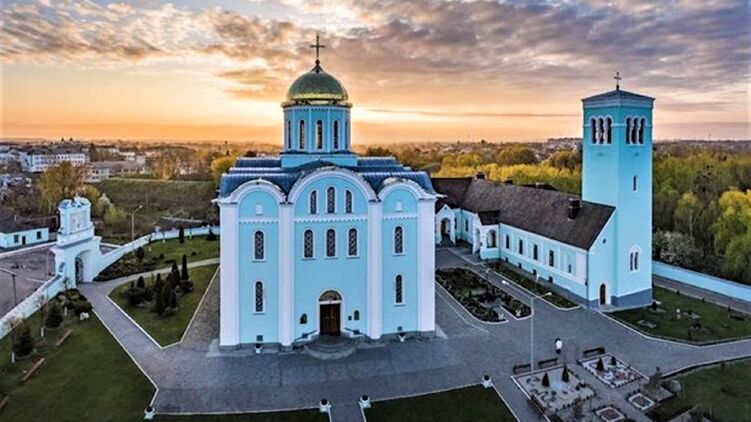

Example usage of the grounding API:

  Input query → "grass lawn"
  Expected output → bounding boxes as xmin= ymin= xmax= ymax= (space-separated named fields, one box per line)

xmin=155 ymin=410 xmax=327 ymax=422
xmin=648 ymin=359 xmax=751 ymax=422
xmin=96 ymin=236 xmax=219 ymax=281
xmin=109 ymin=264 xmax=218 ymax=346
xmin=365 ymin=386 xmax=517 ymax=422
xmin=489 ymin=261 xmax=578 ymax=309
xmin=0 ymin=312 xmax=155 ymax=422
xmin=611 ymin=286 xmax=751 ymax=343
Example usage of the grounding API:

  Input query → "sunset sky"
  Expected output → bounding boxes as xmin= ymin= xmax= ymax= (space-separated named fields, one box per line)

xmin=1 ymin=0 xmax=749 ymax=144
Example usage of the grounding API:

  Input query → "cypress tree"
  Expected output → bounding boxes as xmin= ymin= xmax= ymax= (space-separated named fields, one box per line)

xmin=137 ymin=276 xmax=145 ymax=289
xmin=561 ymin=365 xmax=570 ymax=382
xmin=541 ymin=372 xmax=550 ymax=387
xmin=178 ymin=226 xmax=185 ymax=244
xmin=181 ymin=254 xmax=189 ymax=281
xmin=170 ymin=262 xmax=180 ymax=288
xmin=168 ymin=288 xmax=178 ymax=309
xmin=154 ymin=274 xmax=166 ymax=315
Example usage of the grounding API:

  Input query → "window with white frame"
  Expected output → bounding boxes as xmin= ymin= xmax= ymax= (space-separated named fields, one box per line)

xmin=326 ymin=229 xmax=336 ymax=257
xmin=394 ymin=226 xmax=404 ymax=254
xmin=394 ymin=275 xmax=404 ymax=304
xmin=254 ymin=281 xmax=264 ymax=313
xmin=286 ymin=120 xmax=291 ymax=149
xmin=345 ymin=189 xmax=353 ymax=213
xmin=327 ymin=186 xmax=336 ymax=213
xmin=298 ymin=120 xmax=306 ymax=149
xmin=533 ymin=244 xmax=539 ymax=260
xmin=316 ymin=120 xmax=323 ymax=149
xmin=333 ymin=120 xmax=339 ymax=149
xmin=303 ymin=230 xmax=314 ymax=258
xmin=253 ymin=231 xmax=264 ymax=260
xmin=348 ymin=228 xmax=358 ymax=256
xmin=548 ymin=250 xmax=555 ymax=267
xmin=309 ymin=190 xmax=317 ymax=214
xmin=487 ymin=230 xmax=497 ymax=248
xmin=518 ymin=239 xmax=524 ymax=255
xmin=505 ymin=234 xmax=510 ymax=249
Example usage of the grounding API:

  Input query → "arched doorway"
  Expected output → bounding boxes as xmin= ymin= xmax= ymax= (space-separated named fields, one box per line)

xmin=75 ymin=256 xmax=84 ymax=284
xmin=599 ymin=283 xmax=608 ymax=306
xmin=440 ymin=218 xmax=452 ymax=244
xmin=319 ymin=290 xmax=342 ymax=336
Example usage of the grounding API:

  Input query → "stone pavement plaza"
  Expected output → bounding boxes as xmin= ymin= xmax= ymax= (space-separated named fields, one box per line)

xmin=79 ymin=248 xmax=751 ymax=421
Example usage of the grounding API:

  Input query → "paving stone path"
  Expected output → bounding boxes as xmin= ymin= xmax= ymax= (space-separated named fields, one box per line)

xmin=79 ymin=250 xmax=751 ymax=422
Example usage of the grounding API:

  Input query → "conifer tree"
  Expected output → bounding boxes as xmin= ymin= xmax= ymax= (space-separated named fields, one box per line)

xmin=170 ymin=262 xmax=180 ymax=288
xmin=168 ymin=288 xmax=178 ymax=310
xmin=178 ymin=226 xmax=185 ymax=244
xmin=181 ymin=254 xmax=189 ymax=281
xmin=12 ymin=324 xmax=34 ymax=357
xmin=154 ymin=274 xmax=166 ymax=315
xmin=45 ymin=302 xmax=63 ymax=328
xmin=137 ymin=276 xmax=145 ymax=289
xmin=561 ymin=365 xmax=570 ymax=382
xmin=541 ymin=372 xmax=550 ymax=387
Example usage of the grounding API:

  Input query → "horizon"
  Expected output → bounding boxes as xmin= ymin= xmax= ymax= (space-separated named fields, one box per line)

xmin=1 ymin=0 xmax=749 ymax=143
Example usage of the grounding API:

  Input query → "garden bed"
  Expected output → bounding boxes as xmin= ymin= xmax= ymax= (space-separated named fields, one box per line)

xmin=515 ymin=366 xmax=595 ymax=413
xmin=437 ymin=268 xmax=531 ymax=321
xmin=489 ymin=261 xmax=578 ymax=309
xmin=580 ymin=354 xmax=643 ymax=389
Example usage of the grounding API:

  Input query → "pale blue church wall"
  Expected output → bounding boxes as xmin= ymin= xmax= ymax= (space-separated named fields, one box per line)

xmin=292 ymin=176 xmax=371 ymax=339
xmin=435 ymin=205 xmax=456 ymax=244
xmin=283 ymin=105 xmax=351 ymax=153
xmin=653 ymin=261 xmax=751 ymax=303
xmin=0 ymin=227 xmax=48 ymax=249
xmin=496 ymin=225 xmax=588 ymax=300
xmin=455 ymin=210 xmax=478 ymax=244
xmin=237 ymin=190 xmax=281 ymax=344
xmin=381 ymin=188 xmax=420 ymax=334
xmin=586 ymin=215 xmax=618 ymax=306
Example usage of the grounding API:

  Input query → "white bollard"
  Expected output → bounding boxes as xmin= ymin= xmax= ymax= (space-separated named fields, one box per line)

xmin=143 ymin=406 xmax=155 ymax=420
xmin=254 ymin=343 xmax=263 ymax=354
xmin=319 ymin=399 xmax=331 ymax=413
xmin=482 ymin=375 xmax=493 ymax=388
xmin=359 ymin=395 xmax=371 ymax=409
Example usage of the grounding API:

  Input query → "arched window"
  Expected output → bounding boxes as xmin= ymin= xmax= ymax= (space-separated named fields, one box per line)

xmin=326 ymin=186 xmax=335 ymax=213
xmin=533 ymin=244 xmax=539 ymax=261
xmin=487 ymin=230 xmax=497 ymax=248
xmin=345 ymin=121 xmax=349 ymax=149
xmin=518 ymin=239 xmax=524 ymax=255
xmin=606 ymin=117 xmax=613 ymax=144
xmin=254 ymin=281 xmax=264 ymax=313
xmin=633 ymin=175 xmax=638 ymax=192
xmin=316 ymin=120 xmax=323 ymax=149
xmin=345 ymin=189 xmax=353 ymax=213
xmin=597 ymin=117 xmax=604 ymax=144
xmin=630 ymin=118 xmax=638 ymax=145
xmin=548 ymin=250 xmax=555 ymax=267
xmin=591 ymin=117 xmax=597 ymax=144
xmin=394 ymin=275 xmax=404 ymax=304
xmin=505 ymin=234 xmax=510 ymax=249
xmin=348 ymin=228 xmax=358 ymax=256
xmin=625 ymin=117 xmax=632 ymax=144
xmin=298 ymin=120 xmax=306 ymax=149
xmin=353 ymin=310 xmax=360 ymax=321
xmin=629 ymin=247 xmax=641 ymax=272
xmin=286 ymin=120 xmax=291 ymax=149
xmin=303 ymin=230 xmax=314 ymax=258
xmin=333 ymin=120 xmax=340 ymax=149
xmin=326 ymin=229 xmax=336 ymax=257
xmin=638 ymin=117 xmax=646 ymax=144
xmin=394 ymin=226 xmax=404 ymax=254
xmin=309 ymin=190 xmax=317 ymax=214
xmin=253 ymin=231 xmax=264 ymax=260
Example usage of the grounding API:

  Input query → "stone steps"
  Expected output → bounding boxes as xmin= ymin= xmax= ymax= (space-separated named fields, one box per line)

xmin=305 ymin=335 xmax=358 ymax=360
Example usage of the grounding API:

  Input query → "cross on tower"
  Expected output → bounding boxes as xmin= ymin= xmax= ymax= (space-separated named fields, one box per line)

xmin=309 ymin=33 xmax=326 ymax=65
xmin=614 ymin=71 xmax=622 ymax=90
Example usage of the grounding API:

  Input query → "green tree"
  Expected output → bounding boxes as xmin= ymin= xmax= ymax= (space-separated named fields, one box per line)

xmin=45 ymin=302 xmax=63 ymax=329
xmin=12 ymin=323 xmax=34 ymax=357
xmin=210 ymin=155 xmax=236 ymax=184
xmin=674 ymin=191 xmax=702 ymax=240
xmin=546 ymin=150 xmax=581 ymax=170
xmin=364 ymin=146 xmax=394 ymax=156
xmin=36 ymin=162 xmax=88 ymax=212
xmin=153 ymin=274 xmax=166 ymax=315
xmin=178 ymin=226 xmax=185 ymax=244
xmin=496 ymin=147 xmax=537 ymax=166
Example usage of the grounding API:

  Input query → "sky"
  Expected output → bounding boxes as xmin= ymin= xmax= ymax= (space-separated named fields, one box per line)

xmin=1 ymin=0 xmax=749 ymax=144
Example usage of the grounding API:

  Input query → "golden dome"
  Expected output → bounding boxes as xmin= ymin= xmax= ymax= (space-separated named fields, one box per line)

xmin=283 ymin=62 xmax=350 ymax=107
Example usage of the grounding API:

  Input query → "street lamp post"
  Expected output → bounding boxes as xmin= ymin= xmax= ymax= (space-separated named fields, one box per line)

xmin=529 ymin=292 xmax=552 ymax=372
xmin=130 ymin=205 xmax=144 ymax=245
xmin=1 ymin=268 xmax=19 ymax=307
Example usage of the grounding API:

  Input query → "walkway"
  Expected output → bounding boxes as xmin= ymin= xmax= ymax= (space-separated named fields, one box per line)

xmin=79 ymin=250 xmax=751 ymax=422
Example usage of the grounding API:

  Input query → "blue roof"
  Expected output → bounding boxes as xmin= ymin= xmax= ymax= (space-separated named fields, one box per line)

xmin=218 ymin=156 xmax=435 ymax=198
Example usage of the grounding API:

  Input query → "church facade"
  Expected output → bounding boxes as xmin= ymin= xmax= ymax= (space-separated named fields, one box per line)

xmin=433 ymin=86 xmax=654 ymax=308
xmin=217 ymin=50 xmax=437 ymax=348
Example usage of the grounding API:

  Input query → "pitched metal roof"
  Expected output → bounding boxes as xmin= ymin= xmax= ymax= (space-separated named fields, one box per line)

xmin=431 ymin=177 xmax=614 ymax=250
xmin=582 ymin=88 xmax=654 ymax=103
xmin=219 ymin=156 xmax=435 ymax=198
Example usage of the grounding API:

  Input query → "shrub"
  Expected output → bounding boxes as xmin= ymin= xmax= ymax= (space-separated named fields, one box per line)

xmin=596 ymin=357 xmax=605 ymax=371
xmin=137 ymin=276 xmax=146 ymax=289
xmin=135 ymin=246 xmax=146 ymax=262
xmin=143 ymin=286 xmax=154 ymax=302
xmin=125 ymin=286 xmax=146 ymax=307
xmin=167 ymin=288 xmax=178 ymax=310
xmin=561 ymin=365 xmax=570 ymax=382
xmin=610 ymin=355 xmax=617 ymax=366
xmin=12 ymin=324 xmax=34 ymax=357
xmin=153 ymin=274 xmax=166 ymax=315
xmin=73 ymin=300 xmax=93 ymax=315
xmin=45 ymin=302 xmax=63 ymax=328
xmin=541 ymin=372 xmax=550 ymax=387
xmin=170 ymin=262 xmax=180 ymax=288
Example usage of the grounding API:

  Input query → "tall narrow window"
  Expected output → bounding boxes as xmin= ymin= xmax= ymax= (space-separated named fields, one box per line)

xmin=625 ymin=117 xmax=632 ymax=144
xmin=254 ymin=281 xmax=264 ymax=313
xmin=533 ymin=244 xmax=539 ymax=261
xmin=395 ymin=275 xmax=404 ymax=304
xmin=348 ymin=228 xmax=358 ymax=256
xmin=591 ymin=118 xmax=597 ymax=144
xmin=394 ymin=226 xmax=404 ymax=254
xmin=326 ymin=229 xmax=336 ymax=257
xmin=316 ymin=120 xmax=323 ymax=149
xmin=597 ymin=117 xmax=604 ymax=144
xmin=253 ymin=231 xmax=264 ymax=260
xmin=629 ymin=247 xmax=640 ymax=272
xmin=345 ymin=189 xmax=353 ymax=213
xmin=333 ymin=120 xmax=340 ymax=149
xmin=638 ymin=117 xmax=646 ymax=144
xmin=633 ymin=175 xmax=638 ymax=192
xmin=518 ymin=239 xmax=524 ymax=255
xmin=286 ymin=120 xmax=291 ymax=149
xmin=345 ymin=121 xmax=349 ymax=149
xmin=606 ymin=117 xmax=613 ymax=144
xmin=309 ymin=190 xmax=317 ymax=214
xmin=299 ymin=120 xmax=306 ymax=149
xmin=303 ymin=230 xmax=314 ymax=258
xmin=505 ymin=235 xmax=510 ymax=249
xmin=487 ymin=230 xmax=497 ymax=248
xmin=548 ymin=250 xmax=555 ymax=267
xmin=631 ymin=118 xmax=638 ymax=145
xmin=327 ymin=186 xmax=335 ymax=213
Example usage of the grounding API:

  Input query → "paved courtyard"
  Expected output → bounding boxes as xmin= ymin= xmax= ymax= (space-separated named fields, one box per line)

xmin=79 ymin=247 xmax=751 ymax=421
xmin=0 ymin=244 xmax=55 ymax=316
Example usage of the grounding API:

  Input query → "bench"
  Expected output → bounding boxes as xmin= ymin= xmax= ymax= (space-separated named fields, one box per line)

xmin=54 ymin=329 xmax=73 ymax=347
xmin=513 ymin=363 xmax=532 ymax=374
xmin=538 ymin=357 xmax=558 ymax=369
xmin=583 ymin=347 xmax=605 ymax=358
xmin=21 ymin=358 xmax=45 ymax=382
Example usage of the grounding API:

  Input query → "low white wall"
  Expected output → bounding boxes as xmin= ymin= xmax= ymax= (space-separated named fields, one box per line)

xmin=653 ymin=260 xmax=751 ymax=303
xmin=0 ymin=226 xmax=220 ymax=339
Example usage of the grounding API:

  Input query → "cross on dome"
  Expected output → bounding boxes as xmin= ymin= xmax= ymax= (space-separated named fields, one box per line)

xmin=614 ymin=71 xmax=622 ymax=90
xmin=309 ymin=33 xmax=326 ymax=70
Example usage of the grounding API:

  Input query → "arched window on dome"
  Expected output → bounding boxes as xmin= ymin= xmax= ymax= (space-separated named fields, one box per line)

xmin=326 ymin=229 xmax=336 ymax=257
xmin=299 ymin=120 xmax=306 ymax=150
xmin=345 ymin=121 xmax=349 ymax=149
xmin=316 ymin=120 xmax=323 ymax=150
xmin=333 ymin=120 xmax=340 ymax=149
xmin=253 ymin=230 xmax=264 ymax=261
xmin=394 ymin=226 xmax=404 ymax=254
xmin=348 ymin=228 xmax=358 ymax=257
xmin=345 ymin=189 xmax=353 ymax=213
xmin=254 ymin=281 xmax=264 ymax=313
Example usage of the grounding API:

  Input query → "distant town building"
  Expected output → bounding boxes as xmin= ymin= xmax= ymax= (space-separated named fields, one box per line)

xmin=86 ymin=160 xmax=146 ymax=182
xmin=0 ymin=209 xmax=49 ymax=249
xmin=21 ymin=144 xmax=89 ymax=173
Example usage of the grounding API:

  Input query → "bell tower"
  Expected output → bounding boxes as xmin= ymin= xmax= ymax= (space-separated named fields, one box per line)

xmin=581 ymin=74 xmax=654 ymax=307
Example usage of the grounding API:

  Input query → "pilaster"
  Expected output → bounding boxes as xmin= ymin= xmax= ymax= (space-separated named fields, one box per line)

xmin=367 ymin=201 xmax=383 ymax=339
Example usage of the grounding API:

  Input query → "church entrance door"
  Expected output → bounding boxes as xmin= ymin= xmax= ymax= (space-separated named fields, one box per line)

xmin=318 ymin=290 xmax=342 ymax=336
xmin=599 ymin=283 xmax=607 ymax=306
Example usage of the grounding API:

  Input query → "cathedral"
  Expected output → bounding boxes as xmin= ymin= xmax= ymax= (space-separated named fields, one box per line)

xmin=216 ymin=40 xmax=437 ymax=349
xmin=218 ymin=39 xmax=653 ymax=349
